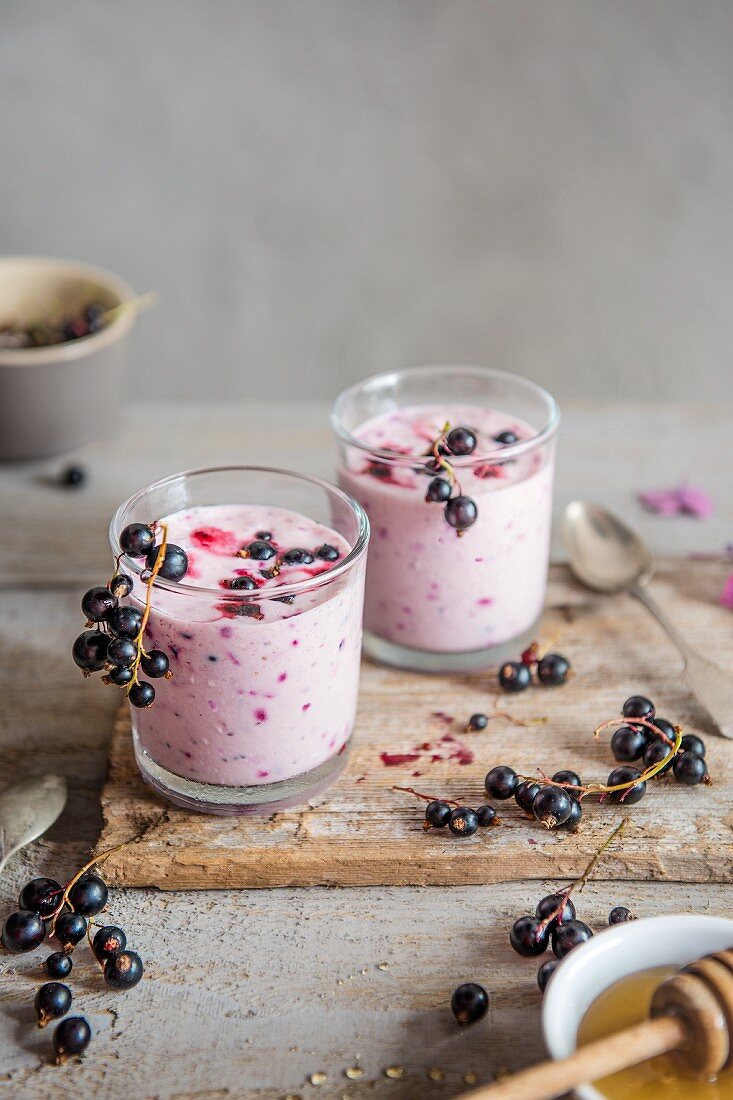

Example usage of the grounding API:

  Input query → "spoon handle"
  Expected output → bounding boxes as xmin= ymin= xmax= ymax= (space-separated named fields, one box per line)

xmin=630 ymin=584 xmax=733 ymax=739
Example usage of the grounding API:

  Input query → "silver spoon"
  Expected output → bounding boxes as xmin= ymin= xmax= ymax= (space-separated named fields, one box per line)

xmin=0 ymin=774 xmax=67 ymax=875
xmin=563 ymin=501 xmax=733 ymax=739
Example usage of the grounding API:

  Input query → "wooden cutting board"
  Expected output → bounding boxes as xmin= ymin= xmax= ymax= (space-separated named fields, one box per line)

xmin=97 ymin=559 xmax=733 ymax=889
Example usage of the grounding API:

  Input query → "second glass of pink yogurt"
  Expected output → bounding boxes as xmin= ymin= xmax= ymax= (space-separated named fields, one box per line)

xmin=110 ymin=466 xmax=369 ymax=813
xmin=332 ymin=365 xmax=559 ymax=672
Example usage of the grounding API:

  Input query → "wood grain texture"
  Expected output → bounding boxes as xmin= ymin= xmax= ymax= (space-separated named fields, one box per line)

xmin=98 ymin=559 xmax=733 ymax=889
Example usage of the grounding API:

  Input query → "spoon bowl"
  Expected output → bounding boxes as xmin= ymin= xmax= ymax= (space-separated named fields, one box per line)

xmin=563 ymin=500 xmax=655 ymax=593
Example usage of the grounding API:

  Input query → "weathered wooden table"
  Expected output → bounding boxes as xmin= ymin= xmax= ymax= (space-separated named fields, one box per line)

xmin=1 ymin=400 xmax=731 ymax=1099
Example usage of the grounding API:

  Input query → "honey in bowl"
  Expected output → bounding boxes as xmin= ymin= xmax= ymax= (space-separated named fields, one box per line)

xmin=578 ymin=966 xmax=733 ymax=1098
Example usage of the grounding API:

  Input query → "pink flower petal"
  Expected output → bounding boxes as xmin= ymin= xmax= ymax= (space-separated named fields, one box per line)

xmin=720 ymin=574 xmax=733 ymax=610
xmin=638 ymin=485 xmax=714 ymax=519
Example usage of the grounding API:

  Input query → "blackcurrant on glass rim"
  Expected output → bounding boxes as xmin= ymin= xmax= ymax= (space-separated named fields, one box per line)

xmin=331 ymin=363 xmax=560 ymax=465
xmin=109 ymin=465 xmax=370 ymax=602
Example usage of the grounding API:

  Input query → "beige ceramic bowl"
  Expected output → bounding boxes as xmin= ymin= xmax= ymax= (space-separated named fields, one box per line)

xmin=0 ymin=256 xmax=136 ymax=460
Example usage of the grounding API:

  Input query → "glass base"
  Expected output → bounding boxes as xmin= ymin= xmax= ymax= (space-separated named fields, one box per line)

xmin=133 ymin=735 xmax=351 ymax=815
xmin=362 ymin=619 xmax=542 ymax=674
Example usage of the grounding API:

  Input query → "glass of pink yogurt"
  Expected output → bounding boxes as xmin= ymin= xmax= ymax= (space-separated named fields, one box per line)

xmin=332 ymin=365 xmax=559 ymax=672
xmin=109 ymin=466 xmax=369 ymax=813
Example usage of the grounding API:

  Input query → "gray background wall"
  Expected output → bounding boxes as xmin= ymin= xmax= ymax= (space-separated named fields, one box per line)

xmin=1 ymin=0 xmax=732 ymax=404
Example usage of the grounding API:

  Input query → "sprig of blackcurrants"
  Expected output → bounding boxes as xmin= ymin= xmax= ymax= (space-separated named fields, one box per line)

xmin=509 ymin=820 xmax=635 ymax=991
xmin=72 ymin=521 xmax=188 ymax=709
xmin=423 ymin=423 xmax=480 ymax=535
xmin=1 ymin=859 xmax=144 ymax=1064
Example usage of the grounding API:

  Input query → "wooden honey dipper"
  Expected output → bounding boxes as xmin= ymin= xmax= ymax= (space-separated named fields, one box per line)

xmin=459 ymin=949 xmax=733 ymax=1100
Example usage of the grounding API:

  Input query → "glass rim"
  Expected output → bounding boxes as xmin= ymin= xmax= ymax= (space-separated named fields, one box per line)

xmin=109 ymin=464 xmax=370 ymax=602
xmin=330 ymin=363 xmax=560 ymax=465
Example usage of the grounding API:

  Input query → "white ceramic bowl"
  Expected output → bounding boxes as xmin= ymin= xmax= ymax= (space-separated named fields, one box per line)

xmin=543 ymin=913 xmax=733 ymax=1100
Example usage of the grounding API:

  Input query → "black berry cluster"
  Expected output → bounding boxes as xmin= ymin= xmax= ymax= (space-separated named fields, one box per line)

xmin=498 ymin=642 xmax=570 ymax=693
xmin=2 ymin=863 xmax=144 ymax=1065
xmin=424 ymin=799 xmax=497 ymax=838
xmin=604 ymin=695 xmax=710 ymax=795
xmin=422 ymin=423 xmax=479 ymax=535
xmin=485 ymin=765 xmax=583 ymax=831
xmin=72 ymin=521 xmax=187 ymax=708
xmin=509 ymin=822 xmax=636 ymax=992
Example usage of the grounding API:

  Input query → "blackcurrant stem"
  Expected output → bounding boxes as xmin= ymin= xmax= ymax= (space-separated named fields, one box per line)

xmin=392 ymin=785 xmax=460 ymax=807
xmin=492 ymin=704 xmax=549 ymax=728
xmin=125 ymin=522 xmax=169 ymax=693
xmin=49 ymin=812 xmax=169 ymax=933
xmin=536 ymin=817 xmax=630 ymax=935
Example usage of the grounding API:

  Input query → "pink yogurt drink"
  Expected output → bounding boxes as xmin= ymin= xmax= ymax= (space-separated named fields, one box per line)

xmin=333 ymin=366 xmax=559 ymax=672
xmin=111 ymin=468 xmax=369 ymax=814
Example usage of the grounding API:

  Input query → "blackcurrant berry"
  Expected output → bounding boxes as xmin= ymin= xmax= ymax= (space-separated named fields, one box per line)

xmin=54 ymin=912 xmax=87 ymax=951
xmin=92 ymin=925 xmax=127 ymax=961
xmin=450 ymin=982 xmax=488 ymax=1025
xmin=107 ymin=636 xmax=138 ymax=667
xmin=230 ymin=575 xmax=258 ymax=590
xmin=535 ymin=894 xmax=576 ymax=927
xmin=673 ymin=751 xmax=708 ymax=786
xmin=110 ymin=573 xmax=133 ymax=598
xmin=448 ymin=807 xmax=479 ymax=838
xmin=61 ymin=465 xmax=86 ymax=488
xmin=45 ymin=951 xmax=73 ymax=979
xmin=425 ymin=801 xmax=452 ymax=828
xmin=281 ymin=548 xmax=315 ymax=565
xmin=145 ymin=543 xmax=189 ymax=581
xmin=485 ymin=765 xmax=518 ymax=800
xmin=533 ymin=786 xmax=573 ymax=828
xmin=536 ymin=654 xmax=570 ymax=686
xmin=608 ymin=906 xmax=634 ymax=924
xmin=680 ymin=734 xmax=706 ymax=757
xmin=129 ymin=681 xmax=155 ymax=708
xmin=108 ymin=605 xmax=143 ymax=639
xmin=35 ymin=982 xmax=72 ymax=1028
xmin=607 ymin=766 xmax=646 ymax=804
xmin=476 ymin=804 xmax=497 ymax=827
xmin=141 ymin=649 xmax=169 ymax=678
xmin=120 ymin=523 xmax=155 ymax=557
xmin=72 ymin=629 xmax=110 ymax=672
xmin=18 ymin=877 xmax=63 ymax=919
xmin=494 ymin=430 xmax=518 ymax=445
xmin=1 ymin=909 xmax=45 ymax=953
xmin=104 ymin=949 xmax=144 ymax=990
xmin=81 ymin=586 xmax=116 ymax=622
xmin=444 ymin=495 xmax=478 ymax=532
xmin=514 ymin=780 xmax=541 ymax=814
xmin=643 ymin=740 xmax=674 ymax=772
xmin=510 ymin=916 xmax=550 ymax=957
xmin=467 ymin=712 xmax=488 ymax=731
xmin=316 ymin=544 xmax=340 ymax=561
xmin=52 ymin=1016 xmax=92 ymax=1061
xmin=255 ymin=531 xmax=272 ymax=541
xmin=498 ymin=661 xmax=531 ymax=693
xmin=425 ymin=477 xmax=452 ymax=503
xmin=551 ymin=770 xmax=582 ymax=792
xmin=551 ymin=919 xmax=593 ymax=959
xmin=622 ymin=695 xmax=655 ymax=723
xmin=561 ymin=798 xmax=583 ymax=831
xmin=651 ymin=717 xmax=676 ymax=742
xmin=537 ymin=958 xmax=558 ymax=993
xmin=107 ymin=665 xmax=134 ymax=686
xmin=611 ymin=725 xmax=647 ymax=762
xmin=68 ymin=874 xmax=108 ymax=917
xmin=246 ymin=540 xmax=276 ymax=560
xmin=445 ymin=426 xmax=477 ymax=456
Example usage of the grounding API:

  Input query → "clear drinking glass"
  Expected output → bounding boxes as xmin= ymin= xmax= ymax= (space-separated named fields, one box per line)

xmin=332 ymin=365 xmax=559 ymax=672
xmin=110 ymin=466 xmax=369 ymax=814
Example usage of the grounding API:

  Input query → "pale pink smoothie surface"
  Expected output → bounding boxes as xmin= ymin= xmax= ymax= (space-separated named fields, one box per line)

xmin=129 ymin=504 xmax=363 ymax=787
xmin=338 ymin=403 xmax=554 ymax=653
